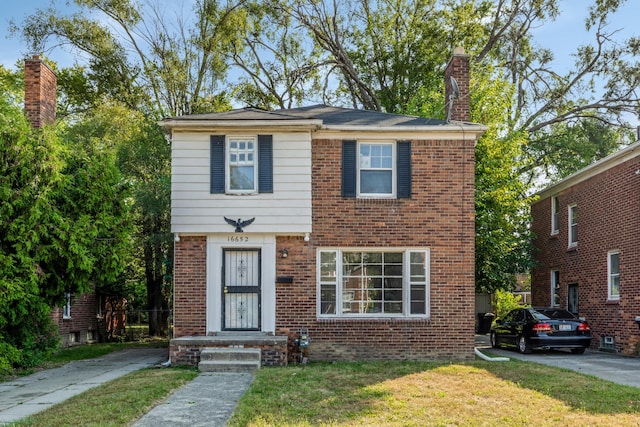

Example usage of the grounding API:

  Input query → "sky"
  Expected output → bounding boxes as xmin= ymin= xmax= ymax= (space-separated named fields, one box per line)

xmin=2 ymin=0 xmax=640 ymax=69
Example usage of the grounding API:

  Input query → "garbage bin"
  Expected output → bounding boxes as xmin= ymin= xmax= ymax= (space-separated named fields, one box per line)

xmin=476 ymin=312 xmax=495 ymax=334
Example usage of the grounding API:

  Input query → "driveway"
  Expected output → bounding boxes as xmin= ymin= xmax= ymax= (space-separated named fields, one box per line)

xmin=475 ymin=334 xmax=640 ymax=388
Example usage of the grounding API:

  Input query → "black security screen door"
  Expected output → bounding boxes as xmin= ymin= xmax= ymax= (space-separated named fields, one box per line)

xmin=222 ymin=249 xmax=261 ymax=330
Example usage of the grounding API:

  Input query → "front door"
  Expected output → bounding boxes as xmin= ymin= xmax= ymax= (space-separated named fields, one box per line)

xmin=222 ymin=249 xmax=261 ymax=331
xmin=568 ymin=283 xmax=579 ymax=315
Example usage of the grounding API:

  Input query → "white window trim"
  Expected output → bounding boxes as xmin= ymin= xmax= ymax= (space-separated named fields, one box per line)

xmin=551 ymin=196 xmax=559 ymax=235
xmin=316 ymin=248 xmax=430 ymax=319
xmin=568 ymin=204 xmax=577 ymax=247
xmin=225 ymin=136 xmax=258 ymax=194
xmin=356 ymin=141 xmax=396 ymax=198
xmin=63 ymin=292 xmax=72 ymax=319
xmin=608 ymin=250 xmax=620 ymax=301
xmin=550 ymin=269 xmax=560 ymax=307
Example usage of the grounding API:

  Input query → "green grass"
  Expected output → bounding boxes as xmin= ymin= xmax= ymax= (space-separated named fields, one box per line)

xmin=4 ymin=346 xmax=640 ymax=426
xmin=228 ymin=359 xmax=640 ymax=426
xmin=12 ymin=367 xmax=198 ymax=427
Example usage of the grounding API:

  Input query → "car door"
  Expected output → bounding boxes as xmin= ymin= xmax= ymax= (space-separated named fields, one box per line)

xmin=505 ymin=309 xmax=527 ymax=346
xmin=496 ymin=310 xmax=518 ymax=346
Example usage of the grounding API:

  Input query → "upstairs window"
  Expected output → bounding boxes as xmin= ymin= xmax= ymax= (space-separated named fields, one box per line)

xmin=228 ymin=138 xmax=256 ymax=192
xmin=551 ymin=195 xmax=559 ymax=234
xmin=210 ymin=135 xmax=273 ymax=194
xmin=359 ymin=142 xmax=394 ymax=196
xmin=608 ymin=250 xmax=620 ymax=300
xmin=342 ymin=140 xmax=411 ymax=198
xmin=568 ymin=204 xmax=577 ymax=247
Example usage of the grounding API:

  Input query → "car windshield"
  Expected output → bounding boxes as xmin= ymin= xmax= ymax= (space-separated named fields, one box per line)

xmin=535 ymin=309 xmax=577 ymax=320
xmin=529 ymin=310 xmax=551 ymax=321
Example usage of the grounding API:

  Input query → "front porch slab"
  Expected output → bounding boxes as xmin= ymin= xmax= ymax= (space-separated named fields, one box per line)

xmin=170 ymin=333 xmax=288 ymax=367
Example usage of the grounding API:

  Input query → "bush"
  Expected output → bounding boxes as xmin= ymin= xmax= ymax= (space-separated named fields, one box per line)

xmin=494 ymin=289 xmax=528 ymax=319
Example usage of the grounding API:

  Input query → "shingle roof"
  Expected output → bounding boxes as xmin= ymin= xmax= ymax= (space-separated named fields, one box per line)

xmin=164 ymin=104 xmax=449 ymax=127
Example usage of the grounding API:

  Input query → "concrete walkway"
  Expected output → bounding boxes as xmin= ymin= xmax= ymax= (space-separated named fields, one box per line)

xmin=0 ymin=348 xmax=167 ymax=426
xmin=132 ymin=372 xmax=254 ymax=427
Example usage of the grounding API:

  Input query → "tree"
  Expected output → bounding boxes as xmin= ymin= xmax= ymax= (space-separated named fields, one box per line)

xmin=262 ymin=0 xmax=640 ymax=291
xmin=13 ymin=0 xmax=244 ymax=117
xmin=0 ymin=65 xmax=131 ymax=369
xmin=12 ymin=0 xmax=244 ymax=334
xmin=14 ymin=0 xmax=640 ymax=297
xmin=0 ymin=76 xmax=60 ymax=371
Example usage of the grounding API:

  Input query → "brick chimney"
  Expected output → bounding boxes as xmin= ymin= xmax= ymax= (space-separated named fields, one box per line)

xmin=24 ymin=55 xmax=57 ymax=128
xmin=444 ymin=47 xmax=470 ymax=122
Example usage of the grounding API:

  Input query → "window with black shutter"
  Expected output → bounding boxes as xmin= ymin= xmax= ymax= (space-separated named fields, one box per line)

xmin=210 ymin=134 xmax=273 ymax=194
xmin=341 ymin=140 xmax=411 ymax=198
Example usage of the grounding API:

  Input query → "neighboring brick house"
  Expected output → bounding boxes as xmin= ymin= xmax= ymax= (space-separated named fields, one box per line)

xmin=163 ymin=48 xmax=486 ymax=365
xmin=24 ymin=56 xmax=101 ymax=347
xmin=531 ymin=139 xmax=640 ymax=355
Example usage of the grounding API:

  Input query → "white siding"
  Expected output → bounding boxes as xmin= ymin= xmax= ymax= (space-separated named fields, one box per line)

xmin=171 ymin=132 xmax=312 ymax=234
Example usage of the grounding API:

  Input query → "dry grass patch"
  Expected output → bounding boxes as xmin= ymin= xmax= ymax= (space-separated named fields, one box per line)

xmin=229 ymin=360 xmax=640 ymax=427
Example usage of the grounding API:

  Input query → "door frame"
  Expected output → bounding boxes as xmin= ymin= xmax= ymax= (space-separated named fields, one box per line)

xmin=567 ymin=283 xmax=579 ymax=315
xmin=206 ymin=234 xmax=276 ymax=334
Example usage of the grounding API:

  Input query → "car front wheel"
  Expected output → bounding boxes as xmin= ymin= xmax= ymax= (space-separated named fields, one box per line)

xmin=518 ymin=336 xmax=532 ymax=354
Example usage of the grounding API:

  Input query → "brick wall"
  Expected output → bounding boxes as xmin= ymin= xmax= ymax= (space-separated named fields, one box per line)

xmin=531 ymin=157 xmax=640 ymax=354
xmin=274 ymin=137 xmax=476 ymax=361
xmin=173 ymin=236 xmax=207 ymax=337
xmin=51 ymin=291 xmax=99 ymax=347
xmin=24 ymin=55 xmax=56 ymax=128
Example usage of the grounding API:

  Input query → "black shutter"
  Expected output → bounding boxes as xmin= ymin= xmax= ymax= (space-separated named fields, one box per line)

xmin=342 ymin=140 xmax=357 ymax=197
xmin=258 ymin=135 xmax=273 ymax=193
xmin=210 ymin=135 xmax=225 ymax=193
xmin=397 ymin=141 xmax=411 ymax=198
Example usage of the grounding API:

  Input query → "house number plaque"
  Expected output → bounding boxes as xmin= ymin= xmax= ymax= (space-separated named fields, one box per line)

xmin=227 ymin=235 xmax=250 ymax=243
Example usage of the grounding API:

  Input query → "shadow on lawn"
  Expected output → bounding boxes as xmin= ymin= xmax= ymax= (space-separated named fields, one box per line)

xmin=476 ymin=359 xmax=640 ymax=415
xmin=229 ymin=360 xmax=640 ymax=426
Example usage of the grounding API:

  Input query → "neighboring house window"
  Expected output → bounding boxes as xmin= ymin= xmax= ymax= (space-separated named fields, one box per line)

xmin=551 ymin=270 xmax=560 ymax=307
xmin=342 ymin=140 xmax=411 ymax=198
xmin=210 ymin=134 xmax=273 ymax=194
xmin=608 ymin=250 xmax=620 ymax=300
xmin=318 ymin=249 xmax=429 ymax=317
xmin=568 ymin=204 xmax=577 ymax=247
xmin=551 ymin=195 xmax=559 ymax=234
xmin=63 ymin=292 xmax=72 ymax=319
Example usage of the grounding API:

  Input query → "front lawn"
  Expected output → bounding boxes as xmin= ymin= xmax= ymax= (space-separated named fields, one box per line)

xmin=229 ymin=360 xmax=640 ymax=426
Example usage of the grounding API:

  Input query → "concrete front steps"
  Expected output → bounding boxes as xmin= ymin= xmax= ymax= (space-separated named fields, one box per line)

xmin=198 ymin=347 xmax=261 ymax=372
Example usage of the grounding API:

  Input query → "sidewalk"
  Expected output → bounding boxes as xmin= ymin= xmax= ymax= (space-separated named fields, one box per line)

xmin=0 ymin=348 xmax=167 ymax=425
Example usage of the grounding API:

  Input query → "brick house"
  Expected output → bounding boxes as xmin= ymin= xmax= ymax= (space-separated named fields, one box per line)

xmin=24 ymin=56 xmax=101 ymax=347
xmin=530 ymin=139 xmax=640 ymax=355
xmin=163 ymin=48 xmax=486 ymax=365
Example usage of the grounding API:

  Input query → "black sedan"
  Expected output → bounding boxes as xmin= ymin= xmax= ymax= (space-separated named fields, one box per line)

xmin=490 ymin=307 xmax=592 ymax=354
